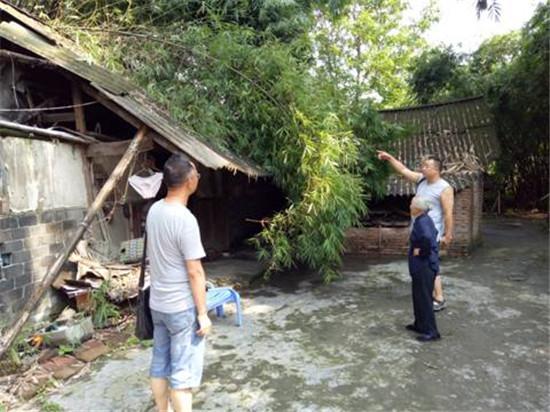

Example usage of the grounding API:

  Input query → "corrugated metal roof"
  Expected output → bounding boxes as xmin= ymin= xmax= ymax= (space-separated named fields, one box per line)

xmin=0 ymin=1 xmax=265 ymax=177
xmin=380 ymin=96 xmax=499 ymax=196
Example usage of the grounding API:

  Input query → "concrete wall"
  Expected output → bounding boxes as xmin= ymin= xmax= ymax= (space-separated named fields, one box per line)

xmin=0 ymin=137 xmax=90 ymax=327
xmin=0 ymin=137 xmax=89 ymax=213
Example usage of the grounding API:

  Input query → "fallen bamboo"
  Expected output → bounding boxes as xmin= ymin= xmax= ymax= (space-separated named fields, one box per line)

xmin=0 ymin=125 xmax=149 ymax=358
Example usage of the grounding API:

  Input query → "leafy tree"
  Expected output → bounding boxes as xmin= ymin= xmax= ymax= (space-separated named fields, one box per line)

xmin=15 ymin=1 xmax=406 ymax=280
xmin=312 ymin=0 xmax=437 ymax=107
xmin=409 ymin=47 xmax=465 ymax=104
xmin=409 ymin=4 xmax=549 ymax=209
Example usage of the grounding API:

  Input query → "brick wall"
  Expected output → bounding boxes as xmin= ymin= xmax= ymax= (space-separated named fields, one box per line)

xmin=345 ymin=226 xmax=409 ymax=255
xmin=472 ymin=176 xmax=483 ymax=243
xmin=0 ymin=207 xmax=86 ymax=326
xmin=345 ymin=186 xmax=483 ymax=257
xmin=450 ymin=188 xmax=474 ymax=255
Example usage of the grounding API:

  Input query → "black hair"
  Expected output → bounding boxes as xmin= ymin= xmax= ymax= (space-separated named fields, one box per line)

xmin=422 ymin=155 xmax=443 ymax=172
xmin=163 ymin=154 xmax=194 ymax=188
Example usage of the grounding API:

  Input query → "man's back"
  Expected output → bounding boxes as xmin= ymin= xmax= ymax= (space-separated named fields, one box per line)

xmin=146 ymin=199 xmax=205 ymax=314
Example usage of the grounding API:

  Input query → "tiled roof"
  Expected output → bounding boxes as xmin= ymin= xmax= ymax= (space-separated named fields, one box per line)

xmin=379 ymin=96 xmax=499 ymax=196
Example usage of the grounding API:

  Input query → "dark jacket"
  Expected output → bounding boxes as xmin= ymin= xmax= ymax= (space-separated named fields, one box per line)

xmin=409 ymin=213 xmax=440 ymax=274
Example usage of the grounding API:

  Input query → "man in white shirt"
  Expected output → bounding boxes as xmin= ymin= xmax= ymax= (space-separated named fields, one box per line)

xmin=377 ymin=151 xmax=454 ymax=311
xmin=147 ymin=154 xmax=212 ymax=412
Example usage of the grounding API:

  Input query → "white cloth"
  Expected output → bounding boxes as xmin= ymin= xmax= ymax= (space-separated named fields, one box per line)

xmin=146 ymin=200 xmax=206 ymax=313
xmin=128 ymin=172 xmax=163 ymax=199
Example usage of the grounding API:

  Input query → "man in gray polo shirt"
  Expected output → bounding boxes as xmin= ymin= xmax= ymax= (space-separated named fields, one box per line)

xmin=147 ymin=154 xmax=211 ymax=412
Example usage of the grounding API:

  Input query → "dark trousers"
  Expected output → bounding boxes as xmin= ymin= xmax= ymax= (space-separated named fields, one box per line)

xmin=410 ymin=260 xmax=439 ymax=336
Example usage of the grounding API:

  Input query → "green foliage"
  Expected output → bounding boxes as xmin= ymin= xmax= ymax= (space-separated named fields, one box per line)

xmin=36 ymin=386 xmax=63 ymax=412
xmin=409 ymin=47 xmax=465 ymax=104
xmin=57 ymin=343 xmax=77 ymax=356
xmin=313 ymin=0 xmax=437 ymax=107
xmin=17 ymin=0 xmax=416 ymax=280
xmin=90 ymin=282 xmax=120 ymax=328
xmin=409 ymin=4 xmax=549 ymax=209
xmin=8 ymin=326 xmax=40 ymax=366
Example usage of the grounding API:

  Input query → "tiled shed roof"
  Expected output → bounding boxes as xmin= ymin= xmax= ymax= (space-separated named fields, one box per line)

xmin=379 ymin=96 xmax=499 ymax=196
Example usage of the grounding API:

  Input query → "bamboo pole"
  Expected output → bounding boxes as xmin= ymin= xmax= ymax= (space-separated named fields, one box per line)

xmin=0 ymin=125 xmax=149 ymax=358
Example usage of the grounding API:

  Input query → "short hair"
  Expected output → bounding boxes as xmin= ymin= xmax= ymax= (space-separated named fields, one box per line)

xmin=411 ymin=196 xmax=432 ymax=212
xmin=421 ymin=155 xmax=443 ymax=172
xmin=163 ymin=154 xmax=194 ymax=188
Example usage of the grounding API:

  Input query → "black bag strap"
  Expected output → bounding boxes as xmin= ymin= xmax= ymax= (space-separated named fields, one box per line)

xmin=416 ymin=176 xmax=426 ymax=190
xmin=138 ymin=231 xmax=147 ymax=288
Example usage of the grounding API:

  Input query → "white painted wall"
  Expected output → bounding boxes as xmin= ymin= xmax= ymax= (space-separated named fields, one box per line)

xmin=0 ymin=137 xmax=89 ymax=212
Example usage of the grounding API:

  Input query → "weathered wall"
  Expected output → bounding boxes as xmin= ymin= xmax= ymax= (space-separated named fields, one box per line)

xmin=0 ymin=137 xmax=90 ymax=327
xmin=0 ymin=137 xmax=88 ymax=212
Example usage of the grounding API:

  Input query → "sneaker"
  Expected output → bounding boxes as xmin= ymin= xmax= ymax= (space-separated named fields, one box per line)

xmin=433 ymin=299 xmax=446 ymax=312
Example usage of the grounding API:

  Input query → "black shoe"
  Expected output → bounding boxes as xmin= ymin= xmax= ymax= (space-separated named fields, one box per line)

xmin=416 ymin=333 xmax=441 ymax=342
xmin=405 ymin=324 xmax=423 ymax=333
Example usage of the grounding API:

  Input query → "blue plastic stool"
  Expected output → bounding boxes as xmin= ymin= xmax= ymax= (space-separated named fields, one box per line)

xmin=206 ymin=287 xmax=243 ymax=326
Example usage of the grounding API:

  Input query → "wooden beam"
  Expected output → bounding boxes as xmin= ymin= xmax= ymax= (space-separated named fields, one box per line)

xmin=0 ymin=125 xmax=150 ymax=359
xmin=80 ymin=83 xmax=141 ymax=128
xmin=86 ymin=135 xmax=154 ymax=158
xmin=71 ymin=83 xmax=86 ymax=133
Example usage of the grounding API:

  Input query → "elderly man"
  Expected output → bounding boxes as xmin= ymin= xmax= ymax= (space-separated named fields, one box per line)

xmin=407 ymin=196 xmax=441 ymax=342
xmin=377 ymin=151 xmax=453 ymax=311
xmin=146 ymin=154 xmax=212 ymax=412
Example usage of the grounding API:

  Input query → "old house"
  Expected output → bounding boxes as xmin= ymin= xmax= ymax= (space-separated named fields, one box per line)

xmin=0 ymin=1 xmax=282 ymax=324
xmin=346 ymin=96 xmax=500 ymax=256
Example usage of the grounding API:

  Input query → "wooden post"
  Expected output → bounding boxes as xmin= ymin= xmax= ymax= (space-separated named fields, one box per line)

xmin=71 ymin=83 xmax=86 ymax=133
xmin=0 ymin=125 xmax=149 ymax=358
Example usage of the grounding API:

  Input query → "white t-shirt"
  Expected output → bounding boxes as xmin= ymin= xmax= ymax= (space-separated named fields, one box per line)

xmin=415 ymin=177 xmax=451 ymax=241
xmin=146 ymin=199 xmax=206 ymax=313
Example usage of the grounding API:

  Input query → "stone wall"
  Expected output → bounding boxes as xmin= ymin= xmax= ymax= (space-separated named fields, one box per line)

xmin=0 ymin=207 xmax=87 ymax=327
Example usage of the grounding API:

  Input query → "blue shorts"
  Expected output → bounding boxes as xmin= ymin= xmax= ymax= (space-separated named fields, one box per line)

xmin=149 ymin=308 xmax=205 ymax=389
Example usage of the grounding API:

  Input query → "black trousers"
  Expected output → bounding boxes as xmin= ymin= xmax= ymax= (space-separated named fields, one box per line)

xmin=410 ymin=261 xmax=439 ymax=336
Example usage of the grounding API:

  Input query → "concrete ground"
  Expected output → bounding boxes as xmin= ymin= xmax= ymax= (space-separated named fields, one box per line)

xmin=31 ymin=218 xmax=549 ymax=411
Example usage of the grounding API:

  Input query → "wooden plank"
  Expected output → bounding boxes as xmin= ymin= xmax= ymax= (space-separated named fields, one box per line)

xmin=0 ymin=126 xmax=149 ymax=358
xmin=86 ymin=135 xmax=153 ymax=157
xmin=71 ymin=83 xmax=86 ymax=132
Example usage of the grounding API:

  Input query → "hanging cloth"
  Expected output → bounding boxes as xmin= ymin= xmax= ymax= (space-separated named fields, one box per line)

xmin=128 ymin=172 xmax=164 ymax=199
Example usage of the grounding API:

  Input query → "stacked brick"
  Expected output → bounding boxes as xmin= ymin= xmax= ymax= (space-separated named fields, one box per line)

xmin=0 ymin=207 xmax=86 ymax=322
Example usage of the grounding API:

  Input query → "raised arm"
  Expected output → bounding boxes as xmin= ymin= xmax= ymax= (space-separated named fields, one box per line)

xmin=377 ymin=150 xmax=422 ymax=183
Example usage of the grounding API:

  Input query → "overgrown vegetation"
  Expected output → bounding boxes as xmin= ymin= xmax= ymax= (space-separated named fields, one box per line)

xmin=90 ymin=282 xmax=120 ymax=328
xmin=13 ymin=1 xmax=546 ymax=280
xmin=15 ymin=0 xmax=415 ymax=281
xmin=409 ymin=3 xmax=549 ymax=210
